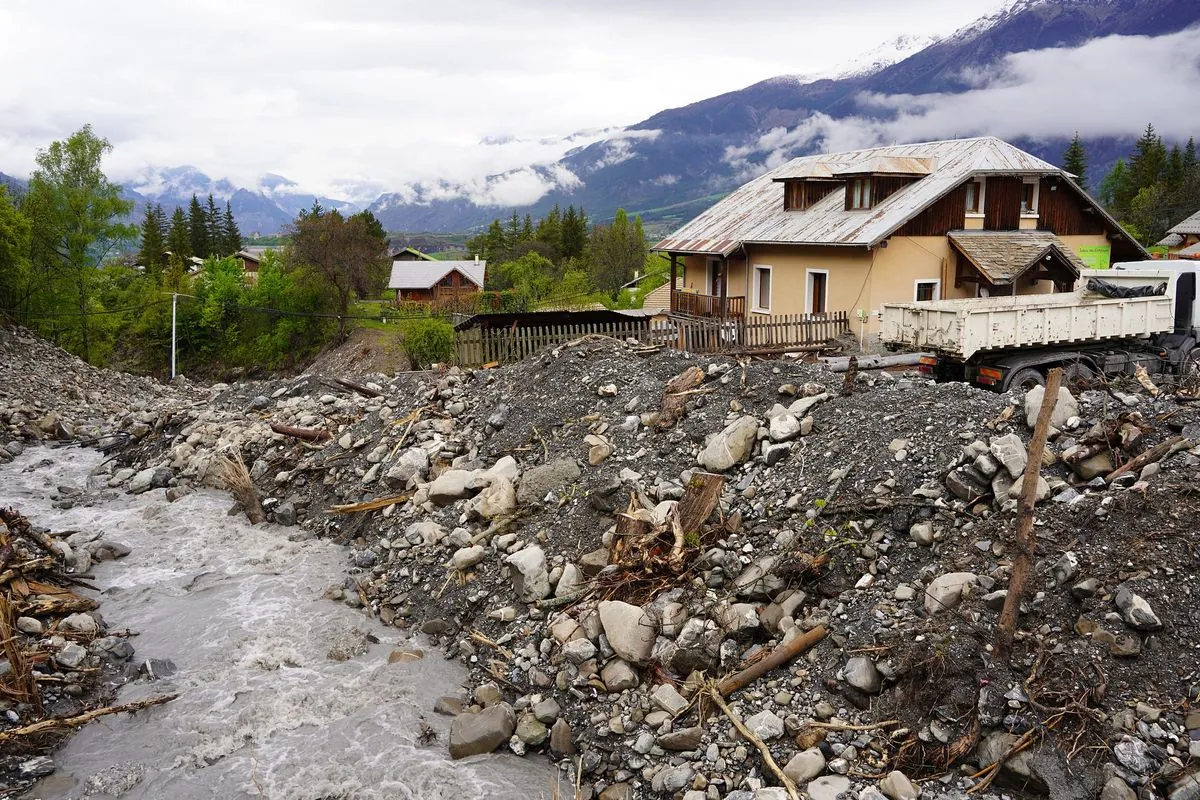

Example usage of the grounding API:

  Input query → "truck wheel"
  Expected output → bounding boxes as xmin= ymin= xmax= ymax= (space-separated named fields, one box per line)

xmin=1063 ymin=362 xmax=1095 ymax=389
xmin=1181 ymin=348 xmax=1200 ymax=392
xmin=1005 ymin=367 xmax=1045 ymax=392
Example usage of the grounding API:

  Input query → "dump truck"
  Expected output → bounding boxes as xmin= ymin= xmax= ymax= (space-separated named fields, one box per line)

xmin=880 ymin=266 xmax=1200 ymax=392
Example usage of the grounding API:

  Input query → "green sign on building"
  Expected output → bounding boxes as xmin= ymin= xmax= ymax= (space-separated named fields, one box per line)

xmin=1077 ymin=244 xmax=1111 ymax=270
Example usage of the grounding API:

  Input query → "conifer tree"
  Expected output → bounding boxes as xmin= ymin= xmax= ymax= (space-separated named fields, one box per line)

xmin=205 ymin=194 xmax=223 ymax=254
xmin=167 ymin=206 xmax=192 ymax=261
xmin=137 ymin=203 xmax=167 ymax=274
xmin=222 ymin=201 xmax=242 ymax=255
xmin=521 ymin=213 xmax=534 ymax=241
xmin=187 ymin=194 xmax=209 ymax=258
xmin=1062 ymin=132 xmax=1088 ymax=190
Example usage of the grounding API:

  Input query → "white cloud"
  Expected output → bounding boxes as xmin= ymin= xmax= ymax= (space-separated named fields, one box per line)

xmin=726 ymin=29 xmax=1200 ymax=176
xmin=0 ymin=0 xmax=1000 ymax=197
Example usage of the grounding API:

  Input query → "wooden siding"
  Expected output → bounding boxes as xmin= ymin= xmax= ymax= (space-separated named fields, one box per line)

xmin=984 ymin=176 xmax=1023 ymax=230
xmin=895 ymin=184 xmax=969 ymax=236
xmin=1038 ymin=178 xmax=1106 ymax=235
xmin=872 ymin=176 xmax=912 ymax=205
xmin=783 ymin=180 xmax=839 ymax=211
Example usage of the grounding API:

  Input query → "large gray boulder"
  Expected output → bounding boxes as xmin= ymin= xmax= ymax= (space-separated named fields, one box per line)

xmin=598 ymin=600 xmax=656 ymax=664
xmin=516 ymin=458 xmax=581 ymax=506
xmin=698 ymin=416 xmax=759 ymax=472
xmin=428 ymin=469 xmax=478 ymax=506
xmin=989 ymin=433 xmax=1027 ymax=477
xmin=924 ymin=572 xmax=978 ymax=615
xmin=1025 ymin=385 xmax=1078 ymax=429
xmin=449 ymin=703 xmax=516 ymax=759
xmin=507 ymin=546 xmax=551 ymax=602
xmin=1115 ymin=586 xmax=1162 ymax=630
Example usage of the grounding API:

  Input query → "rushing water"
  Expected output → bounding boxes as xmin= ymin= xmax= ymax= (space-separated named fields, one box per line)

xmin=1 ymin=448 xmax=561 ymax=800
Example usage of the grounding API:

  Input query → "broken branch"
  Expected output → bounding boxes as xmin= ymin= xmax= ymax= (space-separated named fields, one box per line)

xmin=717 ymin=625 xmax=828 ymax=697
xmin=0 ymin=694 xmax=178 ymax=744
xmin=269 ymin=422 xmax=331 ymax=443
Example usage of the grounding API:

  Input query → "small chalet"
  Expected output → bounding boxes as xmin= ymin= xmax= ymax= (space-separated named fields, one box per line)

xmin=388 ymin=257 xmax=486 ymax=304
xmin=654 ymin=136 xmax=1148 ymax=335
xmin=389 ymin=246 xmax=438 ymax=261
xmin=233 ymin=247 xmax=271 ymax=282
xmin=1156 ymin=209 xmax=1200 ymax=258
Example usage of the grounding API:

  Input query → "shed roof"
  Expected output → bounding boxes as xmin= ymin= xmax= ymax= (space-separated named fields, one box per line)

xmin=948 ymin=230 xmax=1085 ymax=285
xmin=655 ymin=137 xmax=1099 ymax=256
xmin=1157 ymin=232 xmax=1185 ymax=248
xmin=1177 ymin=242 xmax=1200 ymax=258
xmin=1167 ymin=209 xmax=1200 ymax=236
xmin=388 ymin=259 xmax=486 ymax=290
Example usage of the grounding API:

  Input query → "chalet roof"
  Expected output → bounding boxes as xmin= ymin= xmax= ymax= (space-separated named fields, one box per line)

xmin=234 ymin=249 xmax=262 ymax=264
xmin=389 ymin=246 xmax=438 ymax=261
xmin=387 ymin=259 xmax=486 ymax=290
xmin=1157 ymin=233 xmax=1185 ymax=248
xmin=641 ymin=283 xmax=672 ymax=311
xmin=948 ymin=231 xmax=1085 ymax=285
xmin=655 ymin=137 xmax=1118 ymax=256
xmin=1177 ymin=242 xmax=1200 ymax=258
xmin=1167 ymin=209 xmax=1200 ymax=236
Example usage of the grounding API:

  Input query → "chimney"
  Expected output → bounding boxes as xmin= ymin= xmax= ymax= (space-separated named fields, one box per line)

xmin=474 ymin=254 xmax=480 ymax=264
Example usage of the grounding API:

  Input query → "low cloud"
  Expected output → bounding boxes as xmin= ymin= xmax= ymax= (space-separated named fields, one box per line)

xmin=726 ymin=29 xmax=1200 ymax=177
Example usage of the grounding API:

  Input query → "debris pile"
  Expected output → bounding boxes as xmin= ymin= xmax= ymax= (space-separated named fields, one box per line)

xmin=5 ymin=325 xmax=1200 ymax=799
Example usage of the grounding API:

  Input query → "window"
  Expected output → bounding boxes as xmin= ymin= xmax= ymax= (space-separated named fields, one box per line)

xmin=806 ymin=269 xmax=828 ymax=315
xmin=965 ymin=179 xmax=983 ymax=214
xmin=752 ymin=265 xmax=772 ymax=313
xmin=849 ymin=178 xmax=872 ymax=210
xmin=915 ymin=279 xmax=940 ymax=302
xmin=1021 ymin=180 xmax=1039 ymax=215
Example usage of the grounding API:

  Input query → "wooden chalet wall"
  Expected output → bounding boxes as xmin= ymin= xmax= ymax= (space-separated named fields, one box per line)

xmin=984 ymin=177 xmax=1023 ymax=230
xmin=1038 ymin=178 xmax=1106 ymax=235
xmin=872 ymin=176 xmax=913 ymax=206
xmin=895 ymin=184 xmax=969 ymax=236
xmin=784 ymin=180 xmax=840 ymax=211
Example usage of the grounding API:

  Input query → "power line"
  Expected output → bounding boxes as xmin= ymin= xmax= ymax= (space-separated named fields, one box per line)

xmin=21 ymin=299 xmax=174 ymax=320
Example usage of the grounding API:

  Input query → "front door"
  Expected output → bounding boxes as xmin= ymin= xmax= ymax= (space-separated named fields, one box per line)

xmin=810 ymin=271 xmax=827 ymax=314
xmin=709 ymin=259 xmax=723 ymax=298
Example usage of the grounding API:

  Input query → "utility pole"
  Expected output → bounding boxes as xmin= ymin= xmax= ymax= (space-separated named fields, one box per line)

xmin=170 ymin=292 xmax=178 ymax=380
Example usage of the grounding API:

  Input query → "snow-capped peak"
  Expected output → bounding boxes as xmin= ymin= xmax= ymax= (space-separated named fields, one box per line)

xmin=786 ymin=32 xmax=942 ymax=85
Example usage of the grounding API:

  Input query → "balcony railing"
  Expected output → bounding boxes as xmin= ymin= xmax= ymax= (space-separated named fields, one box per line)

xmin=670 ymin=290 xmax=746 ymax=319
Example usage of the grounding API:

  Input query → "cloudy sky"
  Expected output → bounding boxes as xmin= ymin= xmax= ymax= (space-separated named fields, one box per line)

xmin=0 ymin=0 xmax=1002 ymax=199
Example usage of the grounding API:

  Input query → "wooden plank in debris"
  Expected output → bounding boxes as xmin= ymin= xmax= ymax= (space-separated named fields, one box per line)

xmin=269 ymin=423 xmax=331 ymax=442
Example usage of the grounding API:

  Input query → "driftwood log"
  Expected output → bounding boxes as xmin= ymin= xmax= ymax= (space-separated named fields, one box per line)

xmin=269 ymin=422 xmax=331 ymax=442
xmin=996 ymin=367 xmax=1061 ymax=661
xmin=0 ymin=694 xmax=179 ymax=744
xmin=717 ymin=624 xmax=828 ymax=697
xmin=333 ymin=377 xmax=383 ymax=398
xmin=1105 ymin=435 xmax=1190 ymax=484
xmin=821 ymin=352 xmax=928 ymax=372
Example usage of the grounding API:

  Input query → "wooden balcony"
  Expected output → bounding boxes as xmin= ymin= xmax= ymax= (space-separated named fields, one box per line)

xmin=670 ymin=290 xmax=745 ymax=319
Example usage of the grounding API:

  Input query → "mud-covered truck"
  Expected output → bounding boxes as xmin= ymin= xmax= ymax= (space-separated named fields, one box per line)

xmin=879 ymin=266 xmax=1200 ymax=392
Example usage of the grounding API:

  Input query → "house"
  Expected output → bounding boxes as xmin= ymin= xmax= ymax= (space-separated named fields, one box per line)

xmin=654 ymin=137 xmax=1148 ymax=336
xmin=233 ymin=247 xmax=272 ymax=282
xmin=1155 ymin=209 xmax=1200 ymax=258
xmin=388 ymin=257 xmax=486 ymax=304
xmin=389 ymin=246 xmax=438 ymax=261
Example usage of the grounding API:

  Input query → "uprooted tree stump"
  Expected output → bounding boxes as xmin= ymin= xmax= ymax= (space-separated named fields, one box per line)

xmin=657 ymin=366 xmax=705 ymax=430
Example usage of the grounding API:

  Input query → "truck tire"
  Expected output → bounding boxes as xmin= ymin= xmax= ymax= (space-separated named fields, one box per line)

xmin=1181 ymin=348 xmax=1200 ymax=391
xmin=1004 ymin=367 xmax=1045 ymax=392
xmin=1063 ymin=361 xmax=1095 ymax=389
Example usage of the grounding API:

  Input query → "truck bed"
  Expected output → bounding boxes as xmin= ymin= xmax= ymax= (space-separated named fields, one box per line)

xmin=880 ymin=292 xmax=1175 ymax=360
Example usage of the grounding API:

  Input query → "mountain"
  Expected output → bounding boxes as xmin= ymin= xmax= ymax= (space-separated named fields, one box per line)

xmin=0 ymin=172 xmax=26 ymax=196
xmin=122 ymin=166 xmax=360 ymax=237
xmin=368 ymin=0 xmax=1200 ymax=232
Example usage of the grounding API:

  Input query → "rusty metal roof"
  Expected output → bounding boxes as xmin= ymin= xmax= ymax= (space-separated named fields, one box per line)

xmin=654 ymin=137 xmax=1063 ymax=256
xmin=948 ymin=231 xmax=1085 ymax=285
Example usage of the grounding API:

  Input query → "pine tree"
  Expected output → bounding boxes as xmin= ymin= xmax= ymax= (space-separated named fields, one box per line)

xmin=204 ymin=194 xmax=223 ymax=255
xmin=561 ymin=205 xmax=588 ymax=261
xmin=187 ymin=194 xmax=209 ymax=258
xmin=1184 ymin=138 xmax=1197 ymax=173
xmin=222 ymin=202 xmax=242 ymax=255
xmin=1128 ymin=123 xmax=1167 ymax=199
xmin=1062 ymin=132 xmax=1088 ymax=190
xmin=521 ymin=214 xmax=534 ymax=241
xmin=167 ymin=206 xmax=192 ymax=261
xmin=137 ymin=203 xmax=167 ymax=274
xmin=536 ymin=205 xmax=563 ymax=262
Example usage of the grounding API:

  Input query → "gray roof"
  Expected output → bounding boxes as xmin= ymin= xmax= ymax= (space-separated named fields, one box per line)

xmin=388 ymin=259 xmax=486 ymax=290
xmin=1156 ymin=233 xmax=1185 ymax=248
xmin=1167 ymin=209 xmax=1200 ymax=236
xmin=1178 ymin=242 xmax=1200 ymax=257
xmin=656 ymin=137 xmax=1081 ymax=255
xmin=948 ymin=231 xmax=1084 ymax=285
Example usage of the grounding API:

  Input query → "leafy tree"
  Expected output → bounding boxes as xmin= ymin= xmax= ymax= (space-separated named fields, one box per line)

xmin=587 ymin=208 xmax=646 ymax=298
xmin=188 ymin=194 xmax=210 ymax=258
xmin=286 ymin=204 xmax=389 ymax=337
xmin=401 ymin=317 xmax=454 ymax=368
xmin=221 ymin=201 xmax=242 ymax=255
xmin=1062 ymin=132 xmax=1088 ymax=190
xmin=0 ymin=186 xmax=32 ymax=316
xmin=22 ymin=124 xmax=135 ymax=361
xmin=137 ymin=203 xmax=168 ymax=275
xmin=1099 ymin=159 xmax=1128 ymax=209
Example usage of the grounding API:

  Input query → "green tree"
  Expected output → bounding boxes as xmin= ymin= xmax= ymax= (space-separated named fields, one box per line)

xmin=561 ymin=205 xmax=588 ymax=261
xmin=1062 ymin=132 xmax=1088 ymax=190
xmin=221 ymin=201 xmax=242 ymax=255
xmin=286 ymin=204 xmax=389 ymax=337
xmin=1099 ymin=159 xmax=1128 ymax=210
xmin=137 ymin=203 xmax=167 ymax=275
xmin=166 ymin=206 xmax=192 ymax=259
xmin=521 ymin=213 xmax=534 ymax=241
xmin=22 ymin=125 xmax=135 ymax=361
xmin=586 ymin=208 xmax=646 ymax=298
xmin=188 ymin=194 xmax=210 ymax=258
xmin=535 ymin=204 xmax=562 ymax=261
xmin=1127 ymin=123 xmax=1166 ymax=200
xmin=205 ymin=194 xmax=223 ymax=254
xmin=0 ymin=186 xmax=32 ymax=316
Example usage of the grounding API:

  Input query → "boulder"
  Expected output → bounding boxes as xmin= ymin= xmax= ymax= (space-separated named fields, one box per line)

xmin=924 ymin=572 xmax=978 ymax=615
xmin=1115 ymin=586 xmax=1162 ymax=630
xmin=743 ymin=709 xmax=784 ymax=740
xmin=549 ymin=718 xmax=575 ymax=755
xmin=451 ymin=545 xmax=487 ymax=571
xmin=471 ymin=476 xmax=516 ymax=520
xmin=428 ymin=469 xmax=478 ymax=505
xmin=516 ymin=458 xmax=581 ymax=506
xmin=658 ymin=726 xmax=704 ymax=751
xmin=1025 ymin=385 xmax=1079 ymax=429
xmin=449 ymin=703 xmax=516 ymax=759
xmin=385 ymin=447 xmax=429 ymax=485
xmin=808 ymin=776 xmax=851 ymax=800
xmin=784 ymin=748 xmax=826 ymax=783
xmin=128 ymin=468 xmax=157 ymax=494
xmin=989 ymin=433 xmax=1028 ymax=477
xmin=844 ymin=656 xmax=883 ymax=694
xmin=507 ymin=546 xmax=551 ymax=602
xmin=768 ymin=413 xmax=802 ymax=443
xmin=1073 ymin=452 xmax=1114 ymax=480
xmin=698 ymin=415 xmax=759 ymax=472
xmin=880 ymin=770 xmax=920 ymax=800
xmin=601 ymin=659 xmax=640 ymax=691
xmin=598 ymin=600 xmax=656 ymax=664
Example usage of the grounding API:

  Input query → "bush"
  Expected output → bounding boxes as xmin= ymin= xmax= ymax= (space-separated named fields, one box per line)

xmin=401 ymin=317 xmax=454 ymax=368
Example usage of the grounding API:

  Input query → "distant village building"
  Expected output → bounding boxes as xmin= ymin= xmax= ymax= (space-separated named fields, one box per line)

xmin=233 ymin=247 xmax=270 ymax=282
xmin=388 ymin=257 xmax=486 ymax=304
xmin=654 ymin=136 xmax=1147 ymax=335
xmin=1156 ymin=209 xmax=1200 ymax=259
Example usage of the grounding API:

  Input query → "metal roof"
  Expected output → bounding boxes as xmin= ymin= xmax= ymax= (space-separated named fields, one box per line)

xmin=654 ymin=137 xmax=1068 ymax=255
xmin=1167 ymin=209 xmax=1200 ymax=236
xmin=948 ymin=231 xmax=1084 ymax=285
xmin=387 ymin=259 xmax=486 ymax=290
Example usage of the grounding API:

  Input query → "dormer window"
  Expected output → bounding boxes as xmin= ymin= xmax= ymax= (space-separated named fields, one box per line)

xmin=965 ymin=179 xmax=984 ymax=214
xmin=1021 ymin=179 xmax=1039 ymax=215
xmin=849 ymin=178 xmax=872 ymax=210
xmin=781 ymin=179 xmax=839 ymax=211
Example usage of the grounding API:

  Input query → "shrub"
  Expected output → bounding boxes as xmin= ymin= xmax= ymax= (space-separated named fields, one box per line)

xmin=401 ymin=317 xmax=454 ymax=369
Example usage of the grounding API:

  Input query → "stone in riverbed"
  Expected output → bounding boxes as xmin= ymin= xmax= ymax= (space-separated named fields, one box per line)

xmin=1025 ymin=385 xmax=1078 ymax=429
xmin=449 ymin=703 xmax=516 ymax=759
xmin=428 ymin=469 xmax=478 ymax=505
xmin=784 ymin=748 xmax=826 ymax=783
xmin=601 ymin=658 xmax=640 ymax=691
xmin=55 ymin=642 xmax=87 ymax=669
xmin=507 ymin=546 xmax=550 ymax=602
xmin=844 ymin=656 xmax=883 ymax=694
xmin=658 ymin=726 xmax=704 ymax=751
xmin=598 ymin=600 xmax=656 ymax=664
xmin=698 ymin=415 xmax=759 ymax=472
xmin=808 ymin=775 xmax=851 ymax=800
xmin=18 ymin=756 xmax=55 ymax=779
xmin=1115 ymin=586 xmax=1162 ymax=630
xmin=515 ymin=714 xmax=548 ymax=746
xmin=550 ymin=717 xmax=575 ymax=755
xmin=451 ymin=545 xmax=487 ymax=571
xmin=880 ymin=770 xmax=920 ymax=800
xmin=516 ymin=458 xmax=581 ymax=506
xmin=924 ymin=572 xmax=978 ymax=615
xmin=744 ymin=709 xmax=784 ymax=740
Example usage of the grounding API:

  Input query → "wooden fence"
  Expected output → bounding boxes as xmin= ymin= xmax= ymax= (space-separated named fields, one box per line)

xmin=453 ymin=311 xmax=851 ymax=366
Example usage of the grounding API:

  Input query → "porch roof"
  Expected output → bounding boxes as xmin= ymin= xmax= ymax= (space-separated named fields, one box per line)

xmin=948 ymin=231 xmax=1085 ymax=286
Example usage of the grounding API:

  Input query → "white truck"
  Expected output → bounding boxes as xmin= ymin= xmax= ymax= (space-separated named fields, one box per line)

xmin=880 ymin=264 xmax=1200 ymax=392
